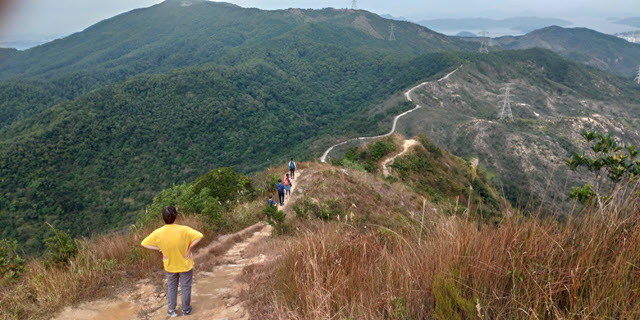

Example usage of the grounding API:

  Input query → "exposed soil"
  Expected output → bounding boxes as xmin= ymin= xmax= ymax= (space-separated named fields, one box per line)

xmin=381 ymin=139 xmax=419 ymax=176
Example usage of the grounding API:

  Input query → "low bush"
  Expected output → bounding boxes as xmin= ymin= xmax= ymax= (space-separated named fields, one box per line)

xmin=0 ymin=239 xmax=25 ymax=281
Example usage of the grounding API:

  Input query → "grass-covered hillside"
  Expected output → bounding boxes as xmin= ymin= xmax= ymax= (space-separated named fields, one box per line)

xmin=331 ymin=134 xmax=504 ymax=219
xmin=394 ymin=48 xmax=640 ymax=207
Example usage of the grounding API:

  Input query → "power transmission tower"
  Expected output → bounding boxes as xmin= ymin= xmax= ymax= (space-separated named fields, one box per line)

xmin=636 ymin=66 xmax=640 ymax=84
xmin=479 ymin=30 xmax=489 ymax=53
xmin=388 ymin=23 xmax=396 ymax=41
xmin=351 ymin=0 xmax=357 ymax=10
xmin=497 ymin=83 xmax=515 ymax=121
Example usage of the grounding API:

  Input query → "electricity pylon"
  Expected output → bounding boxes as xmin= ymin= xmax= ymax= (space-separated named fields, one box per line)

xmin=351 ymin=0 xmax=357 ymax=10
xmin=635 ymin=66 xmax=640 ymax=84
xmin=388 ymin=23 xmax=396 ymax=41
xmin=498 ymin=83 xmax=515 ymax=121
xmin=479 ymin=30 xmax=489 ymax=53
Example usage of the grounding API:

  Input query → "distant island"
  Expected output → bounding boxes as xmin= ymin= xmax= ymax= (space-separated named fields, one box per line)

xmin=379 ymin=14 xmax=410 ymax=22
xmin=418 ymin=17 xmax=572 ymax=34
xmin=613 ymin=17 xmax=640 ymax=28
xmin=456 ymin=31 xmax=477 ymax=37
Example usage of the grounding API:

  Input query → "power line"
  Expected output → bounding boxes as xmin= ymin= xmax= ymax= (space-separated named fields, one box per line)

xmin=388 ymin=23 xmax=396 ymax=41
xmin=497 ymin=83 xmax=514 ymax=121
xmin=351 ymin=0 xmax=357 ymax=10
xmin=478 ymin=30 xmax=489 ymax=54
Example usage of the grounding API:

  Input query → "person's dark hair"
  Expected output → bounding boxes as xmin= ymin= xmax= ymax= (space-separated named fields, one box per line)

xmin=290 ymin=158 xmax=293 ymax=161
xmin=278 ymin=179 xmax=282 ymax=183
xmin=286 ymin=173 xmax=289 ymax=177
xmin=269 ymin=195 xmax=273 ymax=199
xmin=162 ymin=206 xmax=178 ymax=224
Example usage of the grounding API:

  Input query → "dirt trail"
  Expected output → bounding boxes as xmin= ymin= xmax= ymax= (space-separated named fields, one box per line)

xmin=381 ymin=139 xmax=419 ymax=176
xmin=53 ymin=171 xmax=305 ymax=320
xmin=319 ymin=65 xmax=461 ymax=163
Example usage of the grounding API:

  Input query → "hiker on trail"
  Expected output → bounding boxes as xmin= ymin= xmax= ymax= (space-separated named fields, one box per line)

xmin=276 ymin=179 xmax=285 ymax=206
xmin=141 ymin=206 xmax=203 ymax=317
xmin=284 ymin=173 xmax=292 ymax=197
xmin=267 ymin=195 xmax=277 ymax=206
xmin=289 ymin=158 xmax=296 ymax=179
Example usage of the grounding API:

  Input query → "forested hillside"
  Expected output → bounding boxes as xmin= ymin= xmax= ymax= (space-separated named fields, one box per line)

xmin=0 ymin=0 xmax=472 ymax=130
xmin=0 ymin=25 xmax=462 ymax=253
xmin=0 ymin=0 xmax=479 ymax=253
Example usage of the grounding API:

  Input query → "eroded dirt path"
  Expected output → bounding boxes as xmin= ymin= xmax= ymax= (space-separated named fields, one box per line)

xmin=54 ymin=171 xmax=305 ymax=320
xmin=381 ymin=139 xmax=419 ymax=177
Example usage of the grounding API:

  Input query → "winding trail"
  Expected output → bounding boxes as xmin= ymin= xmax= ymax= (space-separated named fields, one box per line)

xmin=319 ymin=65 xmax=461 ymax=163
xmin=54 ymin=171 xmax=305 ymax=320
xmin=381 ymin=139 xmax=419 ymax=176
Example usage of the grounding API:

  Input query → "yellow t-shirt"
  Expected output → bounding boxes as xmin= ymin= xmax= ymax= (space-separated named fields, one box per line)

xmin=141 ymin=224 xmax=203 ymax=273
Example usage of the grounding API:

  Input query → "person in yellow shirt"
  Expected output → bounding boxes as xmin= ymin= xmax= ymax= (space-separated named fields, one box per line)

xmin=142 ymin=206 xmax=203 ymax=317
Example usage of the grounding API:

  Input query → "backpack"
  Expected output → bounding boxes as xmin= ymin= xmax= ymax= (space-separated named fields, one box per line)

xmin=284 ymin=179 xmax=290 ymax=186
xmin=290 ymin=161 xmax=295 ymax=169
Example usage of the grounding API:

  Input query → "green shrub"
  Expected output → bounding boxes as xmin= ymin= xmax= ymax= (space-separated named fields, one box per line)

xmin=44 ymin=224 xmax=78 ymax=268
xmin=262 ymin=204 xmax=288 ymax=235
xmin=369 ymin=139 xmax=397 ymax=161
xmin=433 ymin=273 xmax=476 ymax=320
xmin=566 ymin=130 xmax=640 ymax=207
xmin=418 ymin=134 xmax=442 ymax=159
xmin=140 ymin=183 xmax=224 ymax=226
xmin=0 ymin=239 xmax=25 ymax=280
xmin=569 ymin=184 xmax=596 ymax=205
xmin=192 ymin=167 xmax=253 ymax=203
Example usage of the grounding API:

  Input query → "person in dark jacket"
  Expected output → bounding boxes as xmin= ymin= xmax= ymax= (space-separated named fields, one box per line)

xmin=267 ymin=195 xmax=277 ymax=206
xmin=276 ymin=179 xmax=285 ymax=206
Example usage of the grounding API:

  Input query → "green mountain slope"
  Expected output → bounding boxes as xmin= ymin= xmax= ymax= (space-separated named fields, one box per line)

xmin=0 ymin=0 xmax=473 ymax=131
xmin=495 ymin=26 xmax=640 ymax=77
xmin=0 ymin=0 xmax=470 ymax=81
xmin=0 ymin=51 xmax=457 ymax=252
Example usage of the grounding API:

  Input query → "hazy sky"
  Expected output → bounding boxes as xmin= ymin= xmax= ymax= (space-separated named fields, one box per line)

xmin=1 ymin=0 xmax=639 ymax=38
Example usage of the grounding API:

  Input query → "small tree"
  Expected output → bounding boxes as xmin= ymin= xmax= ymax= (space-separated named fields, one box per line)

xmin=566 ymin=130 xmax=640 ymax=208
xmin=262 ymin=204 xmax=287 ymax=235
xmin=44 ymin=223 xmax=78 ymax=268
xmin=0 ymin=239 xmax=25 ymax=280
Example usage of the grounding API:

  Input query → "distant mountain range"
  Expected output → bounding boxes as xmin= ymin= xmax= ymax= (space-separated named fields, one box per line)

xmin=418 ymin=17 xmax=572 ymax=34
xmin=0 ymin=33 xmax=69 ymax=50
xmin=494 ymin=26 xmax=640 ymax=77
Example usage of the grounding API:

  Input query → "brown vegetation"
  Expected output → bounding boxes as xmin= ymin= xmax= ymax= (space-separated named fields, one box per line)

xmin=248 ymin=178 xmax=640 ymax=318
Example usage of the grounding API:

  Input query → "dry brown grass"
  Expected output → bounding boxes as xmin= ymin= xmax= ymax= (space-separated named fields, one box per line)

xmin=251 ymin=183 xmax=640 ymax=319
xmin=0 ymin=215 xmax=214 ymax=320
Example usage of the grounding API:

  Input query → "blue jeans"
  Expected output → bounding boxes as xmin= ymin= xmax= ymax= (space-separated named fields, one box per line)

xmin=278 ymin=192 xmax=285 ymax=205
xmin=166 ymin=269 xmax=193 ymax=314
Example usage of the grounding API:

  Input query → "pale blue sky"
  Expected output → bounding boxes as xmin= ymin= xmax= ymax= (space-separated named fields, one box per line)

xmin=1 ymin=0 xmax=639 ymax=38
